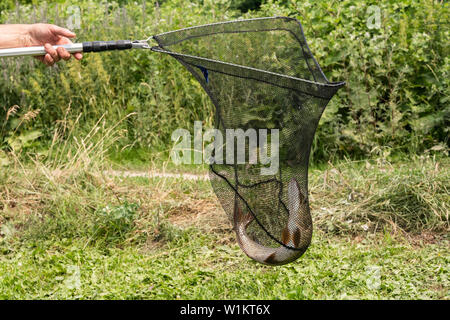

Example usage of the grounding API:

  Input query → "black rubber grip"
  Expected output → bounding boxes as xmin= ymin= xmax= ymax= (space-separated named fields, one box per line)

xmin=82 ymin=40 xmax=133 ymax=53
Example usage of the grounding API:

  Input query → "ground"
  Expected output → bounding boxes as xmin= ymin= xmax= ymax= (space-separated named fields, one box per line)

xmin=0 ymin=155 xmax=448 ymax=299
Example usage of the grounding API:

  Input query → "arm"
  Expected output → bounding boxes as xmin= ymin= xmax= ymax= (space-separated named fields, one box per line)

xmin=0 ymin=24 xmax=31 ymax=49
xmin=0 ymin=24 xmax=82 ymax=66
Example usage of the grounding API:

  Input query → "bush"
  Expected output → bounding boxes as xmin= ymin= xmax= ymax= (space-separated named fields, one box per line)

xmin=255 ymin=0 xmax=449 ymax=161
xmin=0 ymin=0 xmax=448 ymax=164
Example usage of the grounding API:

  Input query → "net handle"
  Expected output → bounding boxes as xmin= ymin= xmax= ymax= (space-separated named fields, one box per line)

xmin=0 ymin=39 xmax=151 ymax=57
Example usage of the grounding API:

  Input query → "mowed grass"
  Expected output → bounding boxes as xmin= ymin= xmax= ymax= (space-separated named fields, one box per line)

xmin=0 ymin=155 xmax=448 ymax=299
xmin=0 ymin=229 xmax=448 ymax=299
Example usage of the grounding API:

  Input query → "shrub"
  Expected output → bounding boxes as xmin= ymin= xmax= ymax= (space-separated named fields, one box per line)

xmin=0 ymin=0 xmax=447 ymax=164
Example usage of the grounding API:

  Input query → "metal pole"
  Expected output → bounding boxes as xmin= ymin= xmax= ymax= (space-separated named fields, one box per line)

xmin=0 ymin=39 xmax=150 ymax=58
xmin=0 ymin=43 xmax=83 ymax=57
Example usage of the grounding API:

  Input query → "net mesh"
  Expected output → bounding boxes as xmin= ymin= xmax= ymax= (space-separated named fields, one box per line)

xmin=152 ymin=17 xmax=344 ymax=262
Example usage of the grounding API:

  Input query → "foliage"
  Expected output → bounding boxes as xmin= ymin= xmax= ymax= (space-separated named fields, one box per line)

xmin=0 ymin=0 xmax=448 ymax=164
xmin=255 ymin=0 xmax=449 ymax=161
xmin=0 ymin=1 xmax=447 ymax=300
xmin=0 ymin=0 xmax=222 ymax=160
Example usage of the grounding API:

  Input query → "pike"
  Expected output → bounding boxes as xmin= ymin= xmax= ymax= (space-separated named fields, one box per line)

xmin=233 ymin=178 xmax=313 ymax=266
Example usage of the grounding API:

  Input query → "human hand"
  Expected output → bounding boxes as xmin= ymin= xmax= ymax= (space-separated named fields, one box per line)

xmin=26 ymin=23 xmax=83 ymax=66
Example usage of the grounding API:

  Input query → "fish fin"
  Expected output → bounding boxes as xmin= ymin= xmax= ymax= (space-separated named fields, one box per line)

xmin=281 ymin=226 xmax=290 ymax=246
xmin=264 ymin=252 xmax=278 ymax=265
xmin=233 ymin=203 xmax=254 ymax=228
xmin=292 ymin=227 xmax=301 ymax=248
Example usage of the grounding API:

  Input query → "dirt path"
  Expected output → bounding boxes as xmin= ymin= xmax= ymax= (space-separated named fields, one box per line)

xmin=106 ymin=170 xmax=209 ymax=181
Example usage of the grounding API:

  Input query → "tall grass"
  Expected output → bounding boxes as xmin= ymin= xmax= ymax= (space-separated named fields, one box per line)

xmin=0 ymin=108 xmax=143 ymax=247
xmin=0 ymin=0 xmax=219 ymax=162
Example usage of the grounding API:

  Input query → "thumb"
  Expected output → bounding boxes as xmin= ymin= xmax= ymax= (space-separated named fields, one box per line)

xmin=50 ymin=25 xmax=76 ymax=38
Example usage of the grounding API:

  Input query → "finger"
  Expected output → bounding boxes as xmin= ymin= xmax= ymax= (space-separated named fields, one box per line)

xmin=56 ymin=37 xmax=73 ymax=45
xmin=44 ymin=53 xmax=55 ymax=66
xmin=57 ymin=47 xmax=71 ymax=61
xmin=53 ymin=37 xmax=82 ymax=61
xmin=73 ymin=52 xmax=83 ymax=60
xmin=44 ymin=43 xmax=60 ymax=63
xmin=49 ymin=25 xmax=76 ymax=38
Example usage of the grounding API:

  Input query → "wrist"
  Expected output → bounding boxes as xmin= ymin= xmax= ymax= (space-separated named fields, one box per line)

xmin=0 ymin=24 xmax=33 ymax=48
xmin=18 ymin=24 xmax=33 ymax=46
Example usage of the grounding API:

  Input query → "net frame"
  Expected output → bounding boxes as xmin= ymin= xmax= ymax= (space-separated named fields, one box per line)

xmin=151 ymin=16 xmax=345 ymax=260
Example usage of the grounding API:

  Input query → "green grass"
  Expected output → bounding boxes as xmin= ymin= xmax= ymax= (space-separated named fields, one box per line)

xmin=0 ymin=227 xmax=448 ymax=299
xmin=0 ymin=152 xmax=448 ymax=299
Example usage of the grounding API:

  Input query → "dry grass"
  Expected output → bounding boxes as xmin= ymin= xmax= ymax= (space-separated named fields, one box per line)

xmin=309 ymin=157 xmax=449 ymax=237
xmin=1 ymin=153 xmax=448 ymax=249
xmin=0 ymin=109 xmax=448 ymax=255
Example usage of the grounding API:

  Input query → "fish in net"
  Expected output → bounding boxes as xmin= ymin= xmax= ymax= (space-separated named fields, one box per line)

xmin=152 ymin=17 xmax=345 ymax=265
